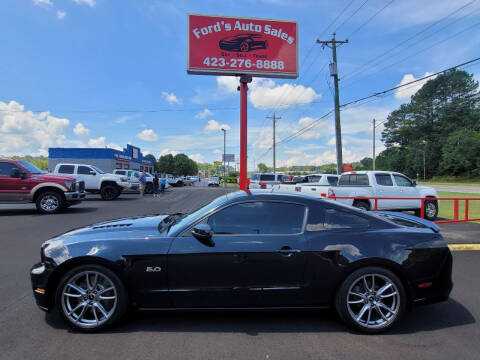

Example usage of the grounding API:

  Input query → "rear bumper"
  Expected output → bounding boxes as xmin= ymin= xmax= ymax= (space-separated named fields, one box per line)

xmin=64 ymin=191 xmax=86 ymax=202
xmin=30 ymin=262 xmax=55 ymax=311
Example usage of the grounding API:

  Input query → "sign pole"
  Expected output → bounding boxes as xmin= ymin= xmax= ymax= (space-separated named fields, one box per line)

xmin=239 ymin=75 xmax=252 ymax=190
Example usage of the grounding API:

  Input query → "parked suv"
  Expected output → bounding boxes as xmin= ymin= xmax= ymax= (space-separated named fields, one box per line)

xmin=52 ymin=164 xmax=131 ymax=200
xmin=249 ymin=173 xmax=289 ymax=189
xmin=0 ymin=159 xmax=86 ymax=214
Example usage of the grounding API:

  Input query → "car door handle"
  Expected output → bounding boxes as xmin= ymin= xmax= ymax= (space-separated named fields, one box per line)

xmin=277 ymin=247 xmax=301 ymax=257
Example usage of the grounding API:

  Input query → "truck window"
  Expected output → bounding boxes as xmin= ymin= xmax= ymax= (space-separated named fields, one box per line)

xmin=327 ymin=176 xmax=338 ymax=186
xmin=115 ymin=170 xmax=126 ymax=175
xmin=260 ymin=174 xmax=275 ymax=181
xmin=339 ymin=174 xmax=369 ymax=186
xmin=393 ymin=175 xmax=413 ymax=187
xmin=77 ymin=166 xmax=93 ymax=175
xmin=58 ymin=165 xmax=74 ymax=174
xmin=308 ymin=175 xmax=321 ymax=182
xmin=375 ymin=174 xmax=393 ymax=186
xmin=0 ymin=162 xmax=17 ymax=176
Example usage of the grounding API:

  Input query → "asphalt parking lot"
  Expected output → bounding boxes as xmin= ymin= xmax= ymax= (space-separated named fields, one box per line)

xmin=1 ymin=187 xmax=479 ymax=360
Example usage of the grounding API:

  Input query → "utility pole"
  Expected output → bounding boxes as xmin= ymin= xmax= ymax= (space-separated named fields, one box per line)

xmin=372 ymin=118 xmax=376 ymax=170
xmin=221 ymin=128 xmax=226 ymax=188
xmin=267 ymin=113 xmax=281 ymax=174
xmin=317 ymin=33 xmax=348 ymax=175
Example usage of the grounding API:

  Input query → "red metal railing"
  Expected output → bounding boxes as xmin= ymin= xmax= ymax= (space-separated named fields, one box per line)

xmin=325 ymin=196 xmax=480 ymax=224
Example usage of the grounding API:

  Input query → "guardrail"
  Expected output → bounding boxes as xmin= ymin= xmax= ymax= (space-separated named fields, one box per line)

xmin=327 ymin=196 xmax=480 ymax=224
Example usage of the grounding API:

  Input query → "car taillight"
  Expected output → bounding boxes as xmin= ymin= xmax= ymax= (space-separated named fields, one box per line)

xmin=259 ymin=181 xmax=266 ymax=189
xmin=295 ymin=186 xmax=301 ymax=192
xmin=328 ymin=188 xmax=335 ymax=198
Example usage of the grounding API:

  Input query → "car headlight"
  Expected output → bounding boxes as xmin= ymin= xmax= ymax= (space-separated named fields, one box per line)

xmin=64 ymin=180 xmax=75 ymax=191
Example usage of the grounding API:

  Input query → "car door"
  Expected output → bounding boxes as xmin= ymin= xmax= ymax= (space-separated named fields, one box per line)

xmin=373 ymin=173 xmax=397 ymax=209
xmin=167 ymin=201 xmax=309 ymax=308
xmin=393 ymin=174 xmax=420 ymax=209
xmin=77 ymin=165 xmax=97 ymax=189
xmin=0 ymin=161 xmax=26 ymax=201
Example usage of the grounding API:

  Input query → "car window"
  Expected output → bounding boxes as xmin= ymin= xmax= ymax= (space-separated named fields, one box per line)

xmin=0 ymin=162 xmax=17 ymax=176
xmin=260 ymin=174 xmax=275 ymax=181
xmin=90 ymin=166 xmax=105 ymax=174
xmin=116 ymin=170 xmax=126 ymax=175
xmin=306 ymin=204 xmax=325 ymax=231
xmin=324 ymin=208 xmax=369 ymax=230
xmin=339 ymin=174 xmax=369 ymax=186
xmin=375 ymin=174 xmax=393 ymax=186
xmin=327 ymin=176 xmax=338 ymax=186
xmin=208 ymin=201 xmax=305 ymax=235
xmin=58 ymin=165 xmax=74 ymax=174
xmin=308 ymin=175 xmax=322 ymax=182
xmin=394 ymin=175 xmax=413 ymax=187
xmin=77 ymin=166 xmax=93 ymax=175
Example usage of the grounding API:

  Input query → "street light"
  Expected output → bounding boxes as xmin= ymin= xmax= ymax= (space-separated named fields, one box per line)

xmin=221 ymin=128 xmax=227 ymax=188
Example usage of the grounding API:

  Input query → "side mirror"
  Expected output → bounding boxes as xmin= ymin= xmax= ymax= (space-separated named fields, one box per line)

xmin=192 ymin=224 xmax=215 ymax=247
xmin=89 ymin=170 xmax=96 ymax=175
xmin=10 ymin=168 xmax=21 ymax=178
xmin=413 ymin=180 xmax=418 ymax=187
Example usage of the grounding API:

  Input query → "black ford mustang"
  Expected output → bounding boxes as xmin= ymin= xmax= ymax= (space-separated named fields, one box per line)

xmin=31 ymin=190 xmax=452 ymax=333
xmin=219 ymin=33 xmax=268 ymax=52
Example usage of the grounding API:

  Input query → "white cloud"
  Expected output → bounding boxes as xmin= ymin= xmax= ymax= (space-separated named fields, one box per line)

xmin=394 ymin=72 xmax=436 ymax=100
xmin=204 ymin=120 xmax=230 ymax=133
xmin=56 ymin=10 xmax=66 ymax=19
xmin=161 ymin=91 xmax=181 ymax=104
xmin=213 ymin=149 xmax=222 ymax=154
xmin=217 ymin=76 xmax=239 ymax=93
xmin=115 ymin=113 xmax=141 ymax=124
xmin=188 ymin=153 xmax=204 ymax=162
xmin=0 ymin=100 xmax=69 ymax=156
xmin=249 ymin=79 xmax=322 ymax=110
xmin=195 ymin=108 xmax=213 ymax=119
xmin=88 ymin=136 xmax=105 ymax=147
xmin=33 ymin=0 xmax=53 ymax=6
xmin=159 ymin=148 xmax=178 ymax=156
xmin=137 ymin=129 xmax=158 ymax=142
xmin=74 ymin=0 xmax=96 ymax=7
xmin=73 ymin=122 xmax=89 ymax=137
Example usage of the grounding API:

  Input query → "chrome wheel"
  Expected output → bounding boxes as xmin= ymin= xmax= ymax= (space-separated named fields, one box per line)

xmin=61 ymin=271 xmax=117 ymax=329
xmin=347 ymin=273 xmax=400 ymax=329
xmin=40 ymin=194 xmax=59 ymax=212
xmin=425 ymin=202 xmax=437 ymax=219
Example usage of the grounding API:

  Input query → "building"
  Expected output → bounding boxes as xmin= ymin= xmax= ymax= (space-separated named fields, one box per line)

xmin=48 ymin=144 xmax=155 ymax=173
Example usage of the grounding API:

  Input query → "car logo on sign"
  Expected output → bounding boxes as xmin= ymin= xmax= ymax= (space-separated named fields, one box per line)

xmin=146 ymin=266 xmax=162 ymax=272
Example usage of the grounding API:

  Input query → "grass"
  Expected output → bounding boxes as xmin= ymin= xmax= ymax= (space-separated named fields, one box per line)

xmin=419 ymin=176 xmax=480 ymax=186
xmin=436 ymin=191 xmax=480 ymax=221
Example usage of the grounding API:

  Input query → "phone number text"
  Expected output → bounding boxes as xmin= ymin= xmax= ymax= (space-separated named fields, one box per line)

xmin=202 ymin=57 xmax=285 ymax=70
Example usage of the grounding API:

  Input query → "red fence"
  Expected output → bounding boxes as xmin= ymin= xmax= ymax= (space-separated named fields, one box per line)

xmin=327 ymin=196 xmax=480 ymax=224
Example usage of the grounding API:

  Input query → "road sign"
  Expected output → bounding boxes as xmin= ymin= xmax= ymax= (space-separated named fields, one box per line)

xmin=187 ymin=14 xmax=298 ymax=79
xmin=223 ymin=154 xmax=235 ymax=162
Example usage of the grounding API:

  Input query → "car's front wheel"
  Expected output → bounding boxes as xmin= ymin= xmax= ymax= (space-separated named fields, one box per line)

xmin=100 ymin=184 xmax=119 ymax=200
xmin=56 ymin=264 xmax=128 ymax=332
xmin=36 ymin=191 xmax=64 ymax=214
xmin=335 ymin=267 xmax=405 ymax=333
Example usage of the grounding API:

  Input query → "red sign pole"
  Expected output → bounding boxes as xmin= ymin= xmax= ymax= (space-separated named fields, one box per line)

xmin=239 ymin=75 xmax=252 ymax=190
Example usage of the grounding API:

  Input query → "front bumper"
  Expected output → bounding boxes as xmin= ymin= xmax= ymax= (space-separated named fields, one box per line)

xmin=118 ymin=181 xmax=133 ymax=189
xmin=30 ymin=262 xmax=56 ymax=311
xmin=64 ymin=190 xmax=86 ymax=202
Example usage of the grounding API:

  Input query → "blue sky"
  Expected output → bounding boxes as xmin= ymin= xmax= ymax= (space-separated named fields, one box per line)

xmin=1 ymin=0 xmax=480 ymax=169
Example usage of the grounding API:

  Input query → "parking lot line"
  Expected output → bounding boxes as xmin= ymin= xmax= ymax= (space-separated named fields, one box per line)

xmin=448 ymin=244 xmax=480 ymax=251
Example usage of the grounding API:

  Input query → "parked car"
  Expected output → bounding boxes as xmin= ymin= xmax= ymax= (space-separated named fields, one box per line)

xmin=165 ymin=174 xmax=184 ymax=187
xmin=52 ymin=164 xmax=132 ymax=200
xmin=208 ymin=176 xmax=220 ymax=187
xmin=0 ymin=159 xmax=85 ymax=214
xmin=30 ymin=190 xmax=453 ymax=333
xmin=271 ymin=174 xmax=339 ymax=192
xmin=113 ymin=170 xmax=157 ymax=193
xmin=249 ymin=173 xmax=289 ymax=189
xmin=325 ymin=171 xmax=439 ymax=220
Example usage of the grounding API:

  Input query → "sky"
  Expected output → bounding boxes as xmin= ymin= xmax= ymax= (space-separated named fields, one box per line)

xmin=1 ymin=0 xmax=480 ymax=170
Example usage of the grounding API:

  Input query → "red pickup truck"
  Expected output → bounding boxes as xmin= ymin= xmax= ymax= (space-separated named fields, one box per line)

xmin=0 ymin=159 xmax=86 ymax=214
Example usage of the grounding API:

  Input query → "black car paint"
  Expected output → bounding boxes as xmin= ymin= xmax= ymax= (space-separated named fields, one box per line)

xmin=218 ymin=34 xmax=268 ymax=52
xmin=31 ymin=191 xmax=453 ymax=312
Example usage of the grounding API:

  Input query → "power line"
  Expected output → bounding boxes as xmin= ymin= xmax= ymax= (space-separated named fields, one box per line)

xmin=334 ymin=0 xmax=370 ymax=33
xmin=346 ymin=0 xmax=395 ymax=39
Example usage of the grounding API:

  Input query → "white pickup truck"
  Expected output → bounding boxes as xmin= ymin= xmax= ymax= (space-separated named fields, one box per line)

xmin=52 ymin=164 xmax=132 ymax=200
xmin=270 ymin=174 xmax=339 ymax=192
xmin=320 ymin=171 xmax=439 ymax=220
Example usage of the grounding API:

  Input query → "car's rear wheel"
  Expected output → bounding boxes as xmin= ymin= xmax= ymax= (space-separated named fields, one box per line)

xmin=353 ymin=200 xmax=370 ymax=211
xmin=100 ymin=184 xmax=119 ymax=200
xmin=56 ymin=264 xmax=128 ymax=332
xmin=335 ymin=267 xmax=405 ymax=333
xmin=36 ymin=191 xmax=64 ymax=214
xmin=144 ymin=183 xmax=153 ymax=194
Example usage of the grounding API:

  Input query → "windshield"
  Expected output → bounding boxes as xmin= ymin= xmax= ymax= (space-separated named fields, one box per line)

xmin=91 ymin=166 xmax=105 ymax=174
xmin=168 ymin=195 xmax=229 ymax=235
xmin=17 ymin=161 xmax=43 ymax=174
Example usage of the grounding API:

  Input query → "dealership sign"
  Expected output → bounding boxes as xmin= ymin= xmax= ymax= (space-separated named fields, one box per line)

xmin=187 ymin=14 xmax=298 ymax=79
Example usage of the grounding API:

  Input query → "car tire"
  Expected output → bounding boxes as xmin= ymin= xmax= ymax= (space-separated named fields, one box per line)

xmin=55 ymin=264 xmax=128 ymax=332
xmin=35 ymin=191 xmax=64 ymax=214
xmin=353 ymin=200 xmax=370 ymax=211
xmin=423 ymin=199 xmax=438 ymax=221
xmin=335 ymin=266 xmax=406 ymax=334
xmin=144 ymin=183 xmax=153 ymax=194
xmin=100 ymin=185 xmax=119 ymax=200
xmin=240 ymin=41 xmax=250 ymax=52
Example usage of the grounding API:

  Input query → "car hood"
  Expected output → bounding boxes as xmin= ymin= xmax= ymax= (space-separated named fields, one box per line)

xmin=34 ymin=174 xmax=77 ymax=182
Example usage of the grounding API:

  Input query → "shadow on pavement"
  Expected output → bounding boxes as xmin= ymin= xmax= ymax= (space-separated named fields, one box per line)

xmin=45 ymin=298 xmax=474 ymax=335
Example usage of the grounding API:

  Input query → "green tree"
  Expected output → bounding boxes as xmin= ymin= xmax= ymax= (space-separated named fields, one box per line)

xmin=439 ymin=130 xmax=480 ymax=176
xmin=144 ymin=154 xmax=158 ymax=172
xmin=157 ymin=154 xmax=175 ymax=174
xmin=173 ymin=154 xmax=198 ymax=175
xmin=360 ymin=157 xmax=373 ymax=170
xmin=257 ymin=163 xmax=268 ymax=173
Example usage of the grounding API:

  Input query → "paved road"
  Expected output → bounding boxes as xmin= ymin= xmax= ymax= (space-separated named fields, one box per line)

xmin=1 ymin=188 xmax=479 ymax=360
xmin=430 ymin=185 xmax=480 ymax=194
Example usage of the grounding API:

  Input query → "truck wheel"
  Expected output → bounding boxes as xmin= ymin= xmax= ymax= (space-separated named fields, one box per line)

xmin=36 ymin=191 xmax=64 ymax=214
xmin=145 ymin=183 xmax=153 ymax=194
xmin=423 ymin=200 xmax=438 ymax=221
xmin=100 ymin=185 xmax=119 ymax=201
xmin=353 ymin=200 xmax=370 ymax=211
